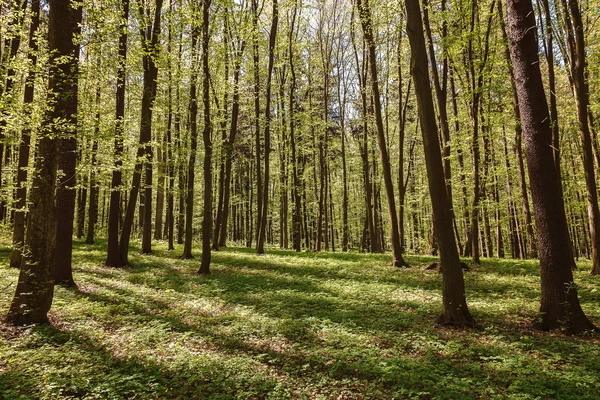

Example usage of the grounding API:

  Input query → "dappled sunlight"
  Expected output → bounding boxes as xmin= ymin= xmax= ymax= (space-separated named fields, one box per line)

xmin=2 ymin=240 xmax=600 ymax=398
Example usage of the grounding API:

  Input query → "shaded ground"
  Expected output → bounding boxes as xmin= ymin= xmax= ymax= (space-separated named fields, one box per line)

xmin=1 ymin=238 xmax=599 ymax=399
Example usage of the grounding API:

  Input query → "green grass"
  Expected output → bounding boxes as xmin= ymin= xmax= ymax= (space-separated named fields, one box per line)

xmin=1 ymin=238 xmax=599 ymax=399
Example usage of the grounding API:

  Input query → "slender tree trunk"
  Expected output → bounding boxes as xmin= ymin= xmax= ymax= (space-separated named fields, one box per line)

xmin=450 ymin=71 xmax=470 ymax=256
xmin=562 ymin=0 xmax=600 ymax=274
xmin=154 ymin=136 xmax=165 ymax=240
xmin=289 ymin=3 xmax=301 ymax=252
xmin=176 ymin=26 xmax=185 ymax=247
xmin=76 ymin=167 xmax=87 ymax=239
xmin=0 ymin=0 xmax=28 ymax=222
xmin=141 ymin=0 xmax=163 ymax=254
xmin=105 ymin=0 xmax=129 ymax=268
xmin=86 ymin=88 xmax=101 ymax=245
xmin=183 ymin=26 xmax=200 ymax=259
xmin=217 ymin=40 xmax=246 ymax=249
xmin=257 ymin=0 xmax=278 ymax=255
xmin=198 ymin=0 xmax=212 ymax=274
xmin=10 ymin=0 xmax=40 ymax=269
xmin=506 ymin=0 xmax=595 ymax=333
xmin=252 ymin=0 xmax=263 ymax=246
xmin=357 ymin=0 xmax=408 ymax=267
xmin=406 ymin=0 xmax=473 ymax=326
xmin=423 ymin=0 xmax=452 ymax=205
xmin=119 ymin=0 xmax=163 ymax=263
xmin=165 ymin=0 xmax=175 ymax=251
xmin=212 ymin=18 xmax=230 ymax=251
xmin=7 ymin=0 xmax=81 ymax=324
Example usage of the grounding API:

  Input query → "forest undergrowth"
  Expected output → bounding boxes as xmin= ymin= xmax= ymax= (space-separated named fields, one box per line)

xmin=1 ymin=239 xmax=599 ymax=399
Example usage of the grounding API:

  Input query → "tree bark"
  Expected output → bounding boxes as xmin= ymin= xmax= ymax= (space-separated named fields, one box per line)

xmin=256 ymin=0 xmax=278 ymax=255
xmin=405 ymin=0 xmax=473 ymax=326
xmin=86 ymin=89 xmax=101 ymax=245
xmin=183 ymin=25 xmax=200 ymax=259
xmin=198 ymin=0 xmax=212 ymax=274
xmin=140 ymin=0 xmax=164 ymax=254
xmin=357 ymin=0 xmax=408 ymax=267
xmin=498 ymin=0 xmax=537 ymax=259
xmin=119 ymin=0 xmax=163 ymax=263
xmin=289 ymin=2 xmax=301 ymax=252
xmin=106 ymin=0 xmax=129 ymax=268
xmin=7 ymin=0 xmax=81 ymax=324
xmin=54 ymin=1 xmax=83 ymax=286
xmin=506 ymin=0 xmax=595 ymax=333
xmin=10 ymin=0 xmax=40 ymax=269
xmin=562 ymin=0 xmax=600 ymax=275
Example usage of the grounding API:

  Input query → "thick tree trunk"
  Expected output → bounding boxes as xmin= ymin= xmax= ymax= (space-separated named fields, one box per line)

xmin=405 ymin=0 xmax=473 ymax=326
xmin=7 ymin=0 xmax=81 ymax=324
xmin=10 ymin=0 xmax=40 ymax=269
xmin=506 ymin=0 xmax=595 ymax=333
xmin=498 ymin=1 xmax=537 ymax=259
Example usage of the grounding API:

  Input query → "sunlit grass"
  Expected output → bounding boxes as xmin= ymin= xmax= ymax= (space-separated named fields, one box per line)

xmin=1 ymin=238 xmax=599 ymax=399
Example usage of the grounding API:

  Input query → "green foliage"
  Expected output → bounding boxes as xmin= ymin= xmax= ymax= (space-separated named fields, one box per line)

xmin=1 ymin=239 xmax=599 ymax=399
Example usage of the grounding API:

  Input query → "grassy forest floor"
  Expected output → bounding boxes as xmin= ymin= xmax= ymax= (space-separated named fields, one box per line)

xmin=1 ymin=239 xmax=599 ymax=399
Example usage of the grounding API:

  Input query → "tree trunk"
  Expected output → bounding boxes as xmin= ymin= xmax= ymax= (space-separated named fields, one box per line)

xmin=10 ymin=0 xmax=40 ymax=269
xmin=106 ymin=0 xmax=128 ymax=267
xmin=86 ymin=89 xmax=101 ymax=245
xmin=119 ymin=0 xmax=163 ymax=263
xmin=7 ymin=0 xmax=81 ymax=324
xmin=140 ymin=0 xmax=163 ymax=254
xmin=405 ymin=0 xmax=473 ymax=326
xmin=0 ymin=0 xmax=28 ymax=223
xmin=217 ymin=41 xmax=246 ymax=249
xmin=183 ymin=26 xmax=200 ymax=259
xmin=165 ymin=0 xmax=175 ymax=251
xmin=252 ymin=0 xmax=263 ymax=247
xmin=154 ymin=136 xmax=165 ymax=241
xmin=497 ymin=0 xmax=537 ymax=259
xmin=357 ymin=0 xmax=408 ymax=267
xmin=54 ymin=1 xmax=83 ymax=286
xmin=256 ymin=0 xmax=278 ymax=255
xmin=506 ymin=0 xmax=595 ymax=333
xmin=198 ymin=0 xmax=212 ymax=274
xmin=212 ymin=19 xmax=230 ymax=251
xmin=289 ymin=3 xmax=301 ymax=252
xmin=562 ymin=0 xmax=600 ymax=275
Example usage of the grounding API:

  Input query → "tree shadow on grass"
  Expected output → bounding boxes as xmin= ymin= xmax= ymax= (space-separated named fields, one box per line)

xmin=1 ymin=322 xmax=285 ymax=399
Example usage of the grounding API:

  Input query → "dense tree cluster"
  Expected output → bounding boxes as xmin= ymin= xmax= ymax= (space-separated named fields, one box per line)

xmin=1 ymin=0 xmax=598 ymax=332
